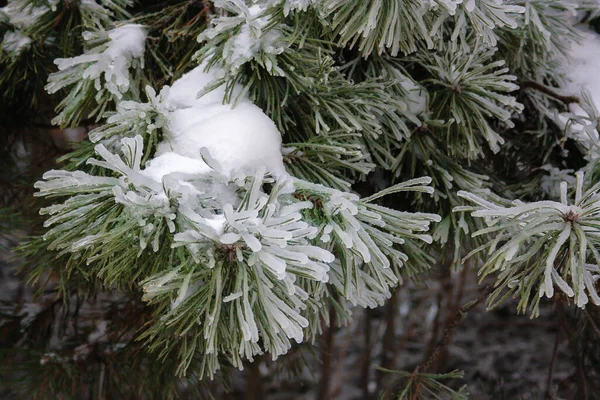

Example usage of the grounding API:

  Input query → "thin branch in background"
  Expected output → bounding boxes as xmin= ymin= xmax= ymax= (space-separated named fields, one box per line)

xmin=377 ymin=288 xmax=398 ymax=391
xmin=545 ymin=329 xmax=561 ymax=400
xmin=316 ymin=302 xmax=337 ymax=400
xmin=422 ymin=288 xmax=443 ymax=368
xmin=360 ymin=309 xmax=372 ymax=400
xmin=582 ymin=308 xmax=600 ymax=338
xmin=329 ymin=319 xmax=358 ymax=398
xmin=420 ymin=285 xmax=492 ymax=374
xmin=245 ymin=356 xmax=265 ymax=400
xmin=556 ymin=300 xmax=589 ymax=400
xmin=433 ymin=259 xmax=456 ymax=373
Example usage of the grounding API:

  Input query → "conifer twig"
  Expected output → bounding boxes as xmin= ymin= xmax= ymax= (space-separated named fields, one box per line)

xmin=521 ymin=81 xmax=580 ymax=105
xmin=420 ymin=284 xmax=492 ymax=373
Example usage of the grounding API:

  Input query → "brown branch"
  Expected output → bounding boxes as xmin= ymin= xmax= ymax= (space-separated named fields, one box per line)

xmin=556 ymin=300 xmax=588 ymax=399
xmin=582 ymin=308 xmax=600 ymax=338
xmin=521 ymin=81 xmax=580 ymax=105
xmin=316 ymin=302 xmax=337 ymax=400
xmin=329 ymin=320 xmax=358 ymax=398
xmin=402 ymin=285 xmax=491 ymax=400
xmin=545 ymin=329 xmax=561 ymax=400
xmin=377 ymin=289 xmax=398 ymax=392
xmin=420 ymin=284 xmax=492 ymax=374
xmin=360 ymin=309 xmax=372 ymax=400
xmin=245 ymin=356 xmax=264 ymax=400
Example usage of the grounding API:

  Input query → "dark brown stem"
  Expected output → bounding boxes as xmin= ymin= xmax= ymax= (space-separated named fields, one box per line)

xmin=422 ymin=289 xmax=443 ymax=367
xmin=361 ymin=310 xmax=372 ymax=400
xmin=329 ymin=322 xmax=356 ymax=398
xmin=316 ymin=303 xmax=337 ymax=400
xmin=582 ymin=308 xmax=600 ymax=338
xmin=521 ymin=81 xmax=580 ymax=105
xmin=245 ymin=356 xmax=264 ymax=400
xmin=421 ymin=285 xmax=492 ymax=374
xmin=401 ymin=287 xmax=491 ymax=400
xmin=556 ymin=301 xmax=588 ymax=400
xmin=545 ymin=328 xmax=561 ymax=400
xmin=378 ymin=289 xmax=398 ymax=391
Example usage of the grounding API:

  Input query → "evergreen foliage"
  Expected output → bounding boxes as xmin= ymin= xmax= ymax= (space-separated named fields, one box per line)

xmin=1 ymin=0 xmax=600 ymax=398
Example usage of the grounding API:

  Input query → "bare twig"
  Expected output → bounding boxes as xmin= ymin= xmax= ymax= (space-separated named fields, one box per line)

xmin=545 ymin=329 xmax=561 ymax=400
xmin=556 ymin=300 xmax=588 ymax=400
xmin=245 ymin=356 xmax=264 ymax=400
xmin=521 ymin=81 xmax=580 ymax=105
xmin=329 ymin=319 xmax=358 ymax=398
xmin=582 ymin=308 xmax=600 ymax=338
xmin=317 ymin=303 xmax=337 ymax=400
xmin=361 ymin=309 xmax=372 ymax=400
xmin=377 ymin=289 xmax=398 ymax=392
xmin=421 ymin=284 xmax=492 ymax=374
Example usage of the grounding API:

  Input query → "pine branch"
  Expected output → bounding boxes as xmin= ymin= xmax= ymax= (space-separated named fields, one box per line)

xmin=521 ymin=81 xmax=580 ymax=106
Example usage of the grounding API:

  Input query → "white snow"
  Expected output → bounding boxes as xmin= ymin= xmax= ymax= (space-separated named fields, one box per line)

xmin=1 ymin=30 xmax=31 ymax=55
xmin=144 ymin=65 xmax=286 ymax=182
xmin=1 ymin=0 xmax=49 ymax=29
xmin=141 ymin=152 xmax=212 ymax=182
xmin=49 ymin=24 xmax=147 ymax=98
xmin=204 ymin=215 xmax=226 ymax=236
xmin=399 ymin=77 xmax=427 ymax=115
xmin=562 ymin=27 xmax=600 ymax=111
xmin=555 ymin=27 xmax=600 ymax=153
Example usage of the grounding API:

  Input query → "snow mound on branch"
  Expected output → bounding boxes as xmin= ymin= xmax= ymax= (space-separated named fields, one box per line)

xmin=143 ymin=65 xmax=286 ymax=182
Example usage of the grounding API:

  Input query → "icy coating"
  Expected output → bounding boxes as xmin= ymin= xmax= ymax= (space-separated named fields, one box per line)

xmin=47 ymin=24 xmax=147 ymax=98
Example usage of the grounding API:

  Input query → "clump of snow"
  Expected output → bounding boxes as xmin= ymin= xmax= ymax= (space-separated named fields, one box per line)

xmin=47 ymin=24 xmax=147 ymax=99
xmin=0 ymin=0 xmax=53 ymax=56
xmin=18 ymin=303 xmax=43 ymax=328
xmin=399 ymin=77 xmax=427 ymax=116
xmin=141 ymin=152 xmax=212 ymax=182
xmin=145 ymin=65 xmax=285 ymax=180
xmin=1 ymin=0 xmax=50 ymax=29
xmin=1 ymin=30 xmax=32 ymax=55
xmin=281 ymin=0 xmax=316 ymax=15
